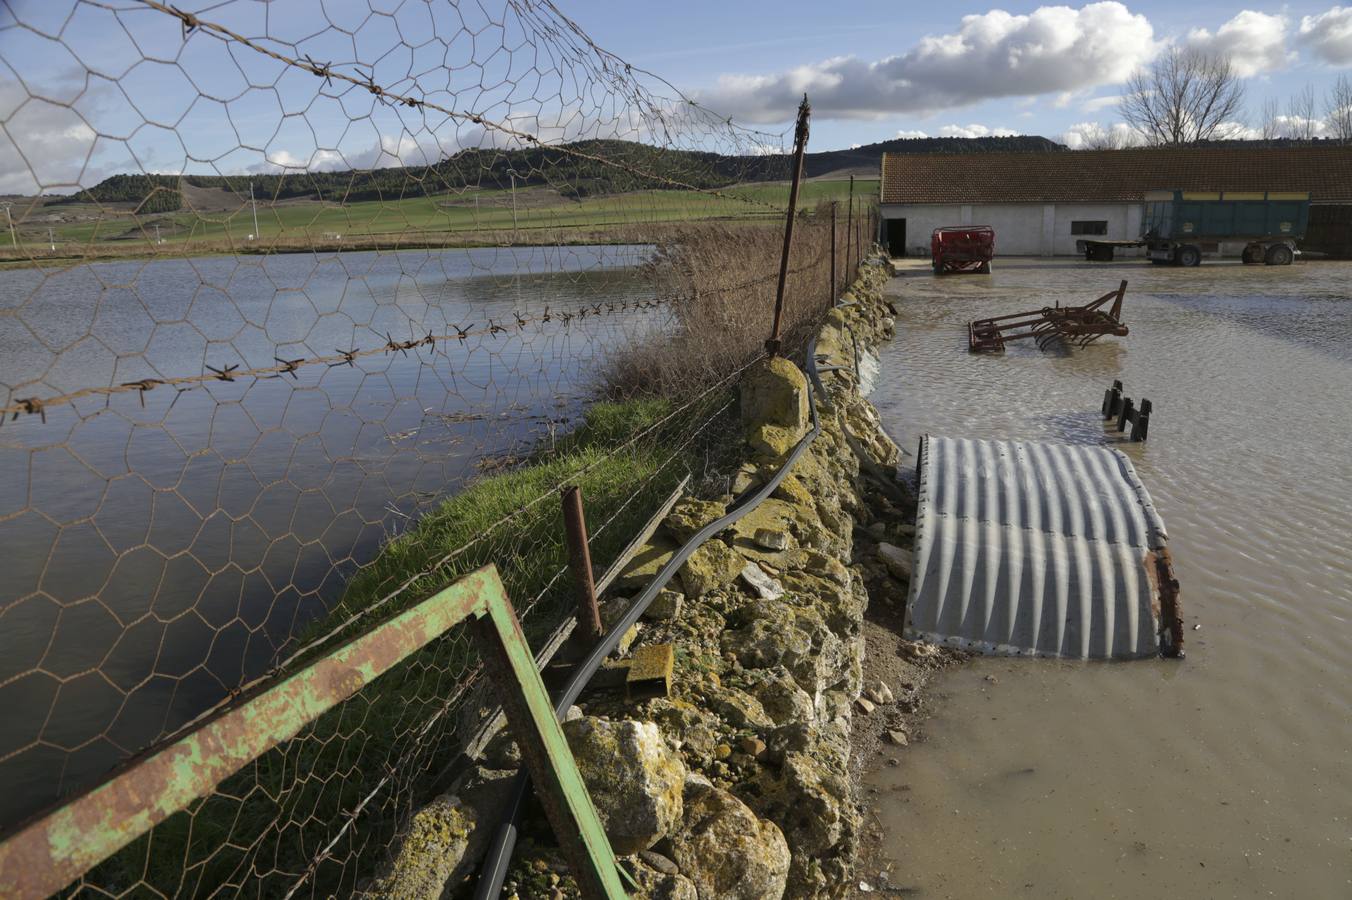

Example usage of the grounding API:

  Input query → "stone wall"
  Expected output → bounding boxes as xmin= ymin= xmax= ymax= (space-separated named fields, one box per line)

xmin=367 ymin=255 xmax=903 ymax=899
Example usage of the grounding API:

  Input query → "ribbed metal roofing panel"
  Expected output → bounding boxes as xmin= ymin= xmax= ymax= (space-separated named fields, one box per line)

xmin=904 ymin=435 xmax=1169 ymax=659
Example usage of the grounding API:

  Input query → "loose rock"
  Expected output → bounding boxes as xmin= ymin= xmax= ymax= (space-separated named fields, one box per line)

xmin=563 ymin=717 xmax=686 ymax=854
xmin=739 ymin=562 xmax=785 ymax=601
xmin=668 ymin=788 xmax=791 ymax=900
xmin=877 ymin=542 xmax=913 ymax=580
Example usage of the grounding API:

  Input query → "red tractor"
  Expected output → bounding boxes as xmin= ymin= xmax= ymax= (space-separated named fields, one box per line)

xmin=931 ymin=225 xmax=994 ymax=274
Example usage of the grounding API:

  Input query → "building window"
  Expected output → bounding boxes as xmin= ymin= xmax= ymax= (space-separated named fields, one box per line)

xmin=1071 ymin=220 xmax=1108 ymax=235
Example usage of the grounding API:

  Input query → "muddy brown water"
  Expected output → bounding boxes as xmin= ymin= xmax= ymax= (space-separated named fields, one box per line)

xmin=865 ymin=258 xmax=1351 ymax=898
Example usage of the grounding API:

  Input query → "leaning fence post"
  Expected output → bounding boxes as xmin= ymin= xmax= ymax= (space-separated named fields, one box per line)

xmin=561 ymin=486 xmax=602 ymax=645
xmin=766 ymin=95 xmax=811 ymax=356
xmin=1117 ymin=397 xmax=1134 ymax=433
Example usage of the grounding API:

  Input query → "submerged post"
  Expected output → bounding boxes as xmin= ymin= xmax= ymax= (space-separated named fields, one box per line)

xmin=561 ymin=486 xmax=602 ymax=644
xmin=766 ymin=95 xmax=811 ymax=356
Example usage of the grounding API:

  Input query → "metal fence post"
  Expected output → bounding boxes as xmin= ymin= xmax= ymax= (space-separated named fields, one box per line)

xmin=830 ymin=202 xmax=837 ymax=304
xmin=766 ymin=95 xmax=811 ymax=357
xmin=561 ymin=485 xmax=602 ymax=644
xmin=845 ymin=175 xmax=854 ymax=277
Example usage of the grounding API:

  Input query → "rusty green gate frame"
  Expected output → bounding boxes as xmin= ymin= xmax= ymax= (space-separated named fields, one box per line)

xmin=0 ymin=565 xmax=628 ymax=899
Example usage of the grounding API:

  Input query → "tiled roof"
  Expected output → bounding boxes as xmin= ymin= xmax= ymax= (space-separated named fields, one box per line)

xmin=880 ymin=146 xmax=1352 ymax=204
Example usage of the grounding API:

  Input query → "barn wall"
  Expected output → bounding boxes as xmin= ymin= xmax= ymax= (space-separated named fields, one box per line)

xmin=881 ymin=201 xmax=1145 ymax=257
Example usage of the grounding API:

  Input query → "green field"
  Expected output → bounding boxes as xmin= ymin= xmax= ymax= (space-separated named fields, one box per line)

xmin=7 ymin=178 xmax=879 ymax=261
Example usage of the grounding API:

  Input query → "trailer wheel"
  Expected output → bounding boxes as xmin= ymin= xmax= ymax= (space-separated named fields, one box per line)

xmin=978 ymin=261 xmax=992 ymax=275
xmin=1177 ymin=245 xmax=1202 ymax=267
xmin=1242 ymin=244 xmax=1264 ymax=264
xmin=1264 ymin=244 xmax=1294 ymax=266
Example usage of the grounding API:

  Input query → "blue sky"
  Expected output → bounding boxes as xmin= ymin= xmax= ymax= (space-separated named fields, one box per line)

xmin=1 ymin=1 xmax=1351 ymax=194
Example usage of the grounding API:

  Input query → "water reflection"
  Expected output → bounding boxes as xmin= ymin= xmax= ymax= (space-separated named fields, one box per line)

xmin=0 ymin=246 xmax=662 ymax=823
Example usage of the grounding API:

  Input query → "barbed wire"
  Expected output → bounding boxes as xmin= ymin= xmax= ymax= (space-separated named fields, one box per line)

xmin=0 ymin=248 xmax=830 ymax=420
xmin=83 ymin=0 xmax=788 ymax=213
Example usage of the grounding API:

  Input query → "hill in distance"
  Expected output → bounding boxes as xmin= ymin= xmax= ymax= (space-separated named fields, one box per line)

xmin=58 ymin=136 xmax=1066 ymax=211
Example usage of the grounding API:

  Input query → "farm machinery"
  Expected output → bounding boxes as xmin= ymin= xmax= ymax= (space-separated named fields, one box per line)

xmin=931 ymin=225 xmax=994 ymax=274
xmin=968 ymin=280 xmax=1129 ymax=353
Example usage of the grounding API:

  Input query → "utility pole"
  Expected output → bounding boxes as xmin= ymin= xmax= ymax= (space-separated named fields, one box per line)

xmin=249 ymin=181 xmax=259 ymax=240
xmin=508 ymin=169 xmax=518 ymax=237
xmin=2 ymin=203 xmax=15 ymax=249
xmin=48 ymin=227 xmax=54 ymax=251
xmin=154 ymin=223 xmax=161 ymax=245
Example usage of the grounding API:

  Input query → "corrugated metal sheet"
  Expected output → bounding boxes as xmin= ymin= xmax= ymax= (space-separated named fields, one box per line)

xmin=904 ymin=435 xmax=1170 ymax=659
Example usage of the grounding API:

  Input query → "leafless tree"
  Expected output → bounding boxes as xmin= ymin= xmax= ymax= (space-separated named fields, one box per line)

xmin=1259 ymin=96 xmax=1281 ymax=140
xmin=1119 ymin=47 xmax=1246 ymax=145
xmin=1077 ymin=123 xmax=1135 ymax=150
xmin=1287 ymin=84 xmax=1318 ymax=140
xmin=1327 ymin=74 xmax=1352 ymax=143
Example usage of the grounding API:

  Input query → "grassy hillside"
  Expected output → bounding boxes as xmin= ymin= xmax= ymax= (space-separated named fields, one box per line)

xmin=7 ymin=175 xmax=880 ymax=262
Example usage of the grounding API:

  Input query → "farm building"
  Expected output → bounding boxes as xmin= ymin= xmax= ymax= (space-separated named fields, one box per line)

xmin=878 ymin=145 xmax=1352 ymax=259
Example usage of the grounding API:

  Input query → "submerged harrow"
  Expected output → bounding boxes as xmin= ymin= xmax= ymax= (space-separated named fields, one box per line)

xmin=968 ymin=280 xmax=1129 ymax=353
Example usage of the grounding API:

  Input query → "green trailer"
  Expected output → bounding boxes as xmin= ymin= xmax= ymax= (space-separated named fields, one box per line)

xmin=1142 ymin=189 xmax=1310 ymax=266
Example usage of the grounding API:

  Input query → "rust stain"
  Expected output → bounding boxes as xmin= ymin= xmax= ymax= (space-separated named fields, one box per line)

xmin=0 ymin=565 xmax=500 ymax=899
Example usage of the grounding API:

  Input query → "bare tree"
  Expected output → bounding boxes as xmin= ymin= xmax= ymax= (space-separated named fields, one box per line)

xmin=1259 ymin=96 xmax=1281 ymax=140
xmin=1119 ymin=47 xmax=1246 ymax=145
xmin=1327 ymin=74 xmax=1352 ymax=143
xmin=1287 ymin=84 xmax=1318 ymax=140
xmin=1077 ymin=122 xmax=1135 ymax=150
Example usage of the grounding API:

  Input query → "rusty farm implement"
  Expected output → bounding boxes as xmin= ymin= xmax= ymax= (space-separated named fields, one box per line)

xmin=968 ymin=280 xmax=1129 ymax=353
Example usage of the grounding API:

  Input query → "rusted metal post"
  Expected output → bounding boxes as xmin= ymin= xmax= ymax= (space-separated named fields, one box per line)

xmin=830 ymin=202 xmax=838 ymax=304
xmin=1154 ymin=547 xmax=1184 ymax=658
xmin=845 ymin=175 xmax=854 ymax=277
xmin=561 ymin=486 xmax=602 ymax=644
xmin=766 ymin=95 xmax=811 ymax=357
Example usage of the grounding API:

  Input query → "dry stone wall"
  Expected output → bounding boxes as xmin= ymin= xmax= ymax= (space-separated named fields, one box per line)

xmin=568 ymin=256 xmax=901 ymax=899
xmin=367 ymin=255 xmax=902 ymax=899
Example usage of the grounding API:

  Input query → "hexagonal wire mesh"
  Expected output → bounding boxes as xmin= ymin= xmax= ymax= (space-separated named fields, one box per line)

xmin=0 ymin=1 xmax=868 ymax=894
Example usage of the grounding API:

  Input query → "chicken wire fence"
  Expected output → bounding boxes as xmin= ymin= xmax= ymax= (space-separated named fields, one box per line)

xmin=0 ymin=1 xmax=872 ymax=895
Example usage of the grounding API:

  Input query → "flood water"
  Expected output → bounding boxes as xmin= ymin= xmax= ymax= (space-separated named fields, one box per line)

xmin=868 ymin=258 xmax=1351 ymax=898
xmin=0 ymin=245 xmax=661 ymax=826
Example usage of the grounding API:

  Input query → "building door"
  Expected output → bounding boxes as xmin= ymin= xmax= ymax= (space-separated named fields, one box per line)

xmin=885 ymin=218 xmax=906 ymax=257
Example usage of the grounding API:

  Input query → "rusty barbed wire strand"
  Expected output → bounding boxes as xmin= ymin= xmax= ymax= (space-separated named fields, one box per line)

xmin=0 ymin=247 xmax=831 ymax=420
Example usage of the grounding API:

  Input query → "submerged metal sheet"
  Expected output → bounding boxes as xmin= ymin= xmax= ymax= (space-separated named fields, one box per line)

xmin=905 ymin=435 xmax=1169 ymax=659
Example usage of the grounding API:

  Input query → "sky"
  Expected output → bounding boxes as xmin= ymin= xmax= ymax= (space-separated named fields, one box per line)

xmin=1 ymin=1 xmax=1351 ymax=195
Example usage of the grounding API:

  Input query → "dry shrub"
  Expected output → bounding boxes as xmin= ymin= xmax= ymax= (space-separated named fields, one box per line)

xmin=605 ymin=206 xmax=855 ymax=398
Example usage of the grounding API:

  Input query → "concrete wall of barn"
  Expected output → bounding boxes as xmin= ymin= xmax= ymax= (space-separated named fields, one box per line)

xmin=880 ymin=202 xmax=1146 ymax=257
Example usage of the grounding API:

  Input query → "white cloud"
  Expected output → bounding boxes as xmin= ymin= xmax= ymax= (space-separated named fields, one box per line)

xmin=937 ymin=124 xmax=1021 ymax=138
xmin=1299 ymin=7 xmax=1352 ymax=65
xmin=1081 ymin=94 xmax=1121 ymax=112
xmin=697 ymin=2 xmax=1157 ymax=122
xmin=1186 ymin=10 xmax=1293 ymax=77
xmin=894 ymin=129 xmax=929 ymax=139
